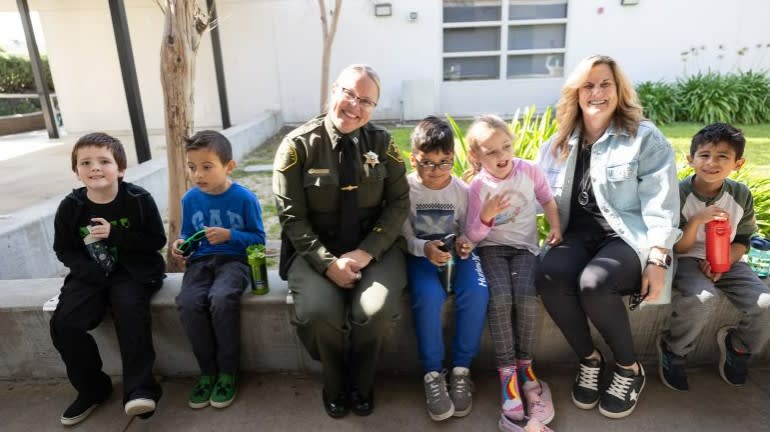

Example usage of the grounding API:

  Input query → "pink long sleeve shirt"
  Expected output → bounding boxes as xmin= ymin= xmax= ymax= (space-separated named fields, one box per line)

xmin=465 ymin=158 xmax=553 ymax=255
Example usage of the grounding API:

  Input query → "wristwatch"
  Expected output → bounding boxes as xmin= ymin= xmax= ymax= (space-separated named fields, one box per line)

xmin=647 ymin=249 xmax=672 ymax=269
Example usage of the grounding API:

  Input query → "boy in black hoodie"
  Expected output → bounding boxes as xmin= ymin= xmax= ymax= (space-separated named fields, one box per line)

xmin=50 ymin=133 xmax=166 ymax=425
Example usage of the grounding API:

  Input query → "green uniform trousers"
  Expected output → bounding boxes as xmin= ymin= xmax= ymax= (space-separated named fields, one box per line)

xmin=289 ymin=246 xmax=406 ymax=397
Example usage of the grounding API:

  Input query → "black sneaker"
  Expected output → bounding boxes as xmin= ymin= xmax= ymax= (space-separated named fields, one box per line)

xmin=599 ymin=363 xmax=646 ymax=419
xmin=718 ymin=326 xmax=750 ymax=386
xmin=572 ymin=354 xmax=605 ymax=410
xmin=60 ymin=395 xmax=101 ymax=426
xmin=658 ymin=335 xmax=689 ymax=391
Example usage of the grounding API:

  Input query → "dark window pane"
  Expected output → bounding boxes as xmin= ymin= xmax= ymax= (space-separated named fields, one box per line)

xmin=507 ymin=53 xmax=564 ymax=78
xmin=444 ymin=57 xmax=500 ymax=81
xmin=509 ymin=1 xmax=567 ymax=20
xmin=444 ymin=1 xmax=502 ymax=23
xmin=507 ymin=24 xmax=565 ymax=50
xmin=444 ymin=27 xmax=501 ymax=52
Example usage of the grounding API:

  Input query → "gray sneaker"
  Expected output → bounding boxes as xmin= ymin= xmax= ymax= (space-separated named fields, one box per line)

xmin=423 ymin=370 xmax=454 ymax=421
xmin=449 ymin=367 xmax=474 ymax=417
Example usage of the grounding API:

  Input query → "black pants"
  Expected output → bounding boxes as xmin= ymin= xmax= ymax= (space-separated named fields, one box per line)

xmin=50 ymin=268 xmax=162 ymax=404
xmin=536 ymin=232 xmax=641 ymax=366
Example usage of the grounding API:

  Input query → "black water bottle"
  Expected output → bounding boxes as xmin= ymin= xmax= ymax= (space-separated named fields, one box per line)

xmin=436 ymin=233 xmax=456 ymax=294
xmin=84 ymin=220 xmax=115 ymax=274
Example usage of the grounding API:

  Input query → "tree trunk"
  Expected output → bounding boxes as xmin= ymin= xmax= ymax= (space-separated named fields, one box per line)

xmin=318 ymin=0 xmax=342 ymax=111
xmin=159 ymin=0 xmax=207 ymax=271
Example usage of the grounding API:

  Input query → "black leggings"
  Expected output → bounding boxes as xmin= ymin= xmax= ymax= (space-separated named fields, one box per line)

xmin=536 ymin=233 xmax=641 ymax=366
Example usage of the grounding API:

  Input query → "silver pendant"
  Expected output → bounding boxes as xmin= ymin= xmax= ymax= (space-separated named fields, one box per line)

xmin=578 ymin=191 xmax=590 ymax=206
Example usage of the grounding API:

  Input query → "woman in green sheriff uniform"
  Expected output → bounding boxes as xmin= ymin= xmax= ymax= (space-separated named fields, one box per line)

xmin=273 ymin=64 xmax=409 ymax=418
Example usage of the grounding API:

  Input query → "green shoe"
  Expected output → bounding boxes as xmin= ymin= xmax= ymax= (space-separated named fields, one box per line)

xmin=210 ymin=373 xmax=237 ymax=408
xmin=188 ymin=375 xmax=215 ymax=409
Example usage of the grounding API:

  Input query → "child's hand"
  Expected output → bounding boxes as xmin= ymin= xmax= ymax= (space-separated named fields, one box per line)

xmin=424 ymin=240 xmax=452 ymax=267
xmin=699 ymin=258 xmax=724 ymax=282
xmin=204 ymin=226 xmax=231 ymax=245
xmin=693 ymin=205 xmax=729 ymax=226
xmin=545 ymin=228 xmax=562 ymax=246
xmin=171 ymin=239 xmax=186 ymax=260
xmin=480 ymin=192 xmax=510 ymax=225
xmin=89 ymin=217 xmax=111 ymax=239
xmin=455 ymin=236 xmax=474 ymax=260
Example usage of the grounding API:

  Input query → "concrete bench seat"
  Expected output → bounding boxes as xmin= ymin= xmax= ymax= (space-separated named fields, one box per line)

xmin=1 ymin=271 xmax=768 ymax=380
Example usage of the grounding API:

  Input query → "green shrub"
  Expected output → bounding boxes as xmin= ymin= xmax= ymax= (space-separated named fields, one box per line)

xmin=636 ymin=81 xmax=679 ymax=125
xmin=733 ymin=71 xmax=770 ymax=124
xmin=0 ymin=52 xmax=54 ymax=94
xmin=676 ymin=72 xmax=740 ymax=124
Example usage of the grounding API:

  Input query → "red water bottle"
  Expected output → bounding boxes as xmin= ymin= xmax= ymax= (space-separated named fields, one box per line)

xmin=706 ymin=220 xmax=731 ymax=273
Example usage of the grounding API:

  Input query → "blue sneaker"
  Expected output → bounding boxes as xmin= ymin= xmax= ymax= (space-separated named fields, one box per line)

xmin=657 ymin=335 xmax=688 ymax=391
xmin=717 ymin=326 xmax=750 ymax=386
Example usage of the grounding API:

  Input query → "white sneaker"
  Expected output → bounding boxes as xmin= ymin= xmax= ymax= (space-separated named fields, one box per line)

xmin=124 ymin=398 xmax=156 ymax=417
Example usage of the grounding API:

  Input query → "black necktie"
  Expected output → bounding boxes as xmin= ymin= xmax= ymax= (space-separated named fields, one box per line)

xmin=338 ymin=135 xmax=360 ymax=253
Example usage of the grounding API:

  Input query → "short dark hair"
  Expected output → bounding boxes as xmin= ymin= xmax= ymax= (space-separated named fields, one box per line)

xmin=184 ymin=130 xmax=233 ymax=164
xmin=71 ymin=132 xmax=127 ymax=173
xmin=411 ymin=116 xmax=454 ymax=154
xmin=691 ymin=123 xmax=746 ymax=159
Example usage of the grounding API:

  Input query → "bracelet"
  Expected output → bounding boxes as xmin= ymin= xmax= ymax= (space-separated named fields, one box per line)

xmin=646 ymin=258 xmax=669 ymax=269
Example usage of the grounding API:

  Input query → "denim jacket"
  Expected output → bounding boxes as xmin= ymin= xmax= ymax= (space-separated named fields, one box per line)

xmin=536 ymin=120 xmax=681 ymax=270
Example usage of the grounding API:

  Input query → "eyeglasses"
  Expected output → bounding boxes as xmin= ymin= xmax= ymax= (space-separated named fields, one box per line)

xmin=340 ymin=87 xmax=377 ymax=111
xmin=415 ymin=158 xmax=454 ymax=171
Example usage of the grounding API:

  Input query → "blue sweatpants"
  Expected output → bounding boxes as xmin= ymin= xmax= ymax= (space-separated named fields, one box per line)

xmin=407 ymin=252 xmax=489 ymax=373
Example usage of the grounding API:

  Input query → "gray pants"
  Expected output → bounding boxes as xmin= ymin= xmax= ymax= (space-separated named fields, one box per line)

xmin=176 ymin=256 xmax=251 ymax=375
xmin=479 ymin=245 xmax=539 ymax=366
xmin=289 ymin=247 xmax=406 ymax=397
xmin=664 ymin=257 xmax=770 ymax=356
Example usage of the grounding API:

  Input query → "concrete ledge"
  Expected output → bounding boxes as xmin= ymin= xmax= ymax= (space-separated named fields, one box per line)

xmin=1 ymin=271 xmax=768 ymax=379
xmin=0 ymin=111 xmax=283 ymax=280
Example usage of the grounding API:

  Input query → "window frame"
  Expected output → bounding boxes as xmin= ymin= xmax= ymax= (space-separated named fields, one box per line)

xmin=442 ymin=0 xmax=568 ymax=81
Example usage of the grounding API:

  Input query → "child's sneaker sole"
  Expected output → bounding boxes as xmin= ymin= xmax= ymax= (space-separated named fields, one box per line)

xmin=125 ymin=398 xmax=155 ymax=417
xmin=60 ymin=405 xmax=98 ymax=426
xmin=210 ymin=390 xmax=237 ymax=409
xmin=188 ymin=399 xmax=210 ymax=409
xmin=452 ymin=400 xmax=471 ymax=417
xmin=717 ymin=326 xmax=745 ymax=386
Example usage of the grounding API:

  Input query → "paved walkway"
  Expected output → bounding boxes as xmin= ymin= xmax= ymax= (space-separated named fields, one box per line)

xmin=0 ymin=129 xmax=169 ymax=214
xmin=2 ymin=367 xmax=769 ymax=431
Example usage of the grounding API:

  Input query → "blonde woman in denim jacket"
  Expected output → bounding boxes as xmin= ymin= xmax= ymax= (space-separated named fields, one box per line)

xmin=534 ymin=55 xmax=681 ymax=419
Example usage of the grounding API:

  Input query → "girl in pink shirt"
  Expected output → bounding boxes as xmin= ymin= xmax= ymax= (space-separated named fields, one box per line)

xmin=464 ymin=115 xmax=561 ymax=427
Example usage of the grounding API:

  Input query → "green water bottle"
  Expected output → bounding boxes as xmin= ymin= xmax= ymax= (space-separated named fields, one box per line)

xmin=247 ymin=244 xmax=269 ymax=295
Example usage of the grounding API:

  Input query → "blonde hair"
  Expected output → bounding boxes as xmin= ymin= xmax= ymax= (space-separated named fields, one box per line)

xmin=463 ymin=114 xmax=514 ymax=182
xmin=551 ymin=55 xmax=643 ymax=159
xmin=335 ymin=64 xmax=381 ymax=100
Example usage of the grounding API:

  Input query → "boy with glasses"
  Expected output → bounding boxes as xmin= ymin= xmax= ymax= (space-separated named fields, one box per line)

xmin=401 ymin=116 xmax=489 ymax=421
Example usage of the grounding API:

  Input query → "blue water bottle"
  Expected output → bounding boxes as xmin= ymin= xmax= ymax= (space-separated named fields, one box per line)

xmin=748 ymin=236 xmax=770 ymax=278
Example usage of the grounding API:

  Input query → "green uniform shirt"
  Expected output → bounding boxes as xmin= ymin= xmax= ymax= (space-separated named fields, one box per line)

xmin=273 ymin=114 xmax=409 ymax=274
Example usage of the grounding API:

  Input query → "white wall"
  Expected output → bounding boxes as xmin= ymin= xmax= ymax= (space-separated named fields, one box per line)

xmin=564 ymin=0 xmax=770 ymax=82
xmin=1 ymin=0 xmax=768 ymax=129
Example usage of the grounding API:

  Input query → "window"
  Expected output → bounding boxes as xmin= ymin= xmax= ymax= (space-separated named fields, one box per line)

xmin=443 ymin=0 xmax=568 ymax=81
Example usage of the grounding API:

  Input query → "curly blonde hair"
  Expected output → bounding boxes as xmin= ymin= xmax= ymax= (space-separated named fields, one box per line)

xmin=463 ymin=114 xmax=514 ymax=182
xmin=551 ymin=55 xmax=643 ymax=159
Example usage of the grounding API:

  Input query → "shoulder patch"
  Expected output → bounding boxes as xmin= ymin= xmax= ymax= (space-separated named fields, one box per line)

xmin=275 ymin=143 xmax=298 ymax=172
xmin=386 ymin=139 xmax=403 ymax=163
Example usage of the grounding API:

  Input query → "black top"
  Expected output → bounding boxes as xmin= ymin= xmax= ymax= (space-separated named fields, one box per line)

xmin=53 ymin=181 xmax=167 ymax=286
xmin=568 ymin=142 xmax=617 ymax=238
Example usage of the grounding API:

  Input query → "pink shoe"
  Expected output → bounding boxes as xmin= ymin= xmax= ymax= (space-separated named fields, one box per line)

xmin=524 ymin=380 xmax=555 ymax=425
xmin=499 ymin=366 xmax=524 ymax=421
xmin=498 ymin=413 xmax=555 ymax=432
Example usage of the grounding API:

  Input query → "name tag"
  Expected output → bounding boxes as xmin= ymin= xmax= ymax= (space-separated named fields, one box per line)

xmin=308 ymin=168 xmax=330 ymax=175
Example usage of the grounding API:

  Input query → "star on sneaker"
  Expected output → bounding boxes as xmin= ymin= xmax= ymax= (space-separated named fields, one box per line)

xmin=599 ymin=363 xmax=646 ymax=419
